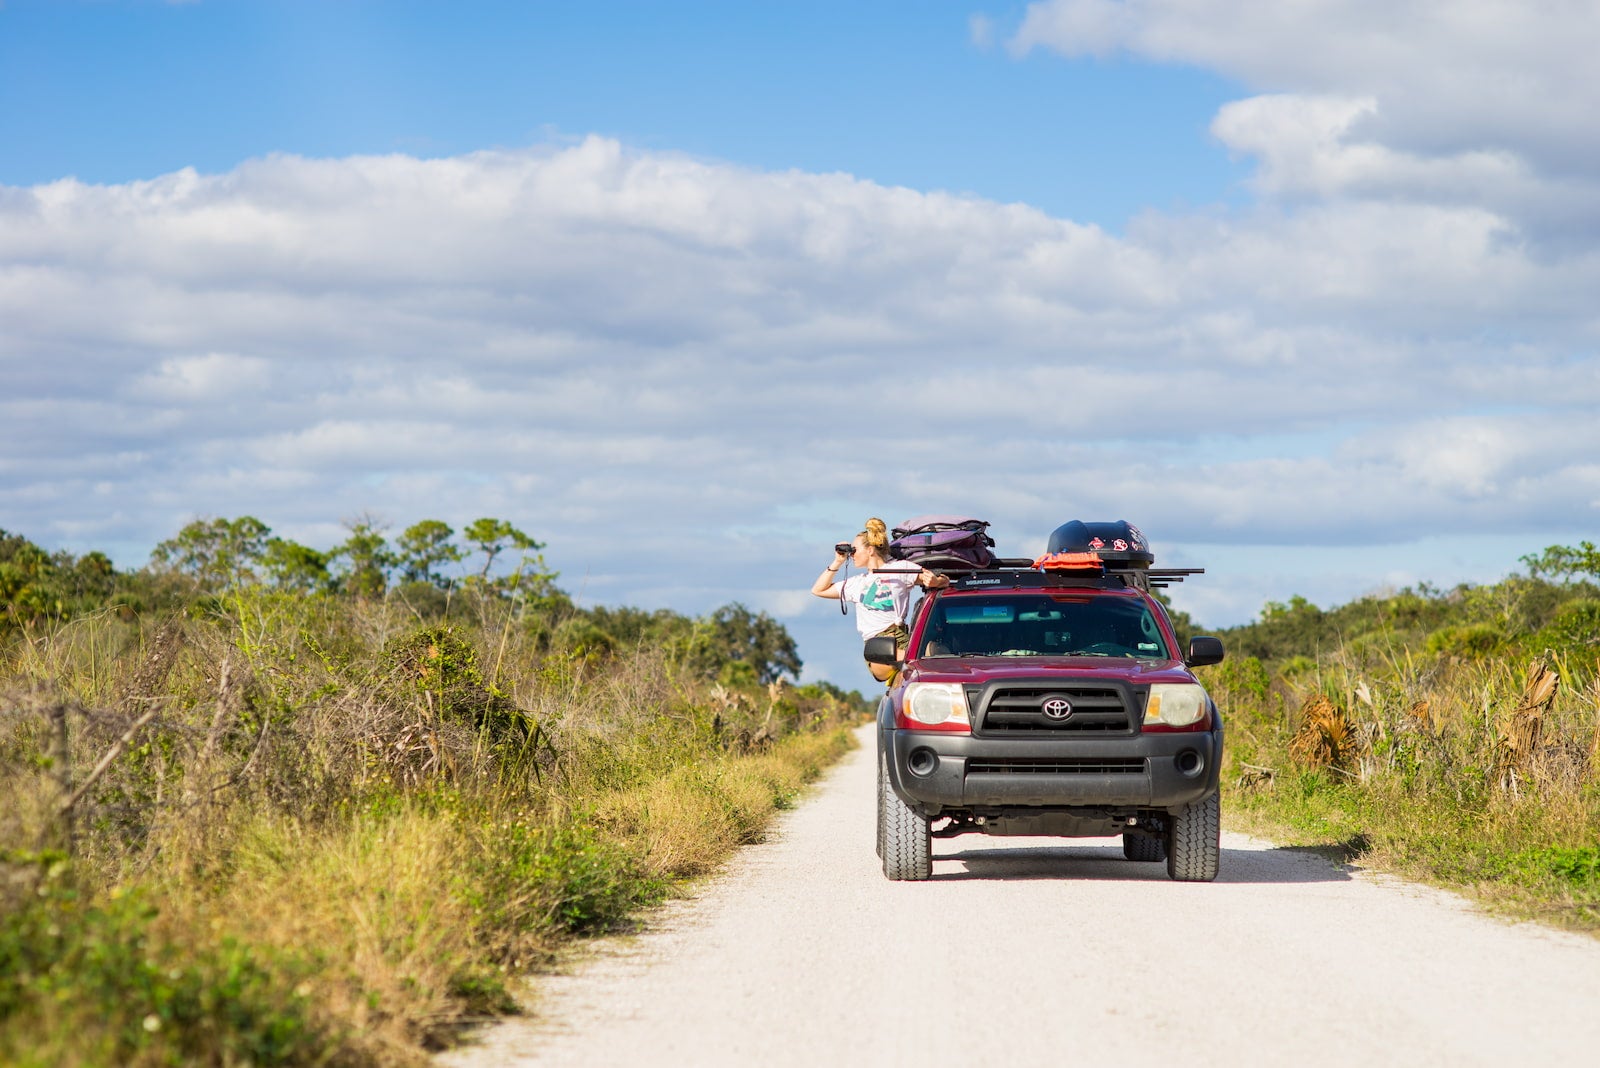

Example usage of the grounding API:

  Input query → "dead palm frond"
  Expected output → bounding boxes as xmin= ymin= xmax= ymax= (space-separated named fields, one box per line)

xmin=1406 ymin=699 xmax=1434 ymax=732
xmin=1496 ymin=658 xmax=1559 ymax=794
xmin=1290 ymin=694 xmax=1360 ymax=770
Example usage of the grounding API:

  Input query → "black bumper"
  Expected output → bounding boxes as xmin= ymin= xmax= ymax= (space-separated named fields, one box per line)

xmin=883 ymin=727 xmax=1222 ymax=816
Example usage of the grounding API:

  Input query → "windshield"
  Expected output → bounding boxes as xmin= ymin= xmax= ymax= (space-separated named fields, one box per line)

xmin=917 ymin=593 xmax=1170 ymax=659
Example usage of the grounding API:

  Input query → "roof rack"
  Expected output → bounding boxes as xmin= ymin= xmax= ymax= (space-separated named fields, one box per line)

xmin=871 ymin=519 xmax=1202 ymax=591
xmin=1135 ymin=568 xmax=1205 ymax=589
xmin=888 ymin=558 xmax=1203 ymax=592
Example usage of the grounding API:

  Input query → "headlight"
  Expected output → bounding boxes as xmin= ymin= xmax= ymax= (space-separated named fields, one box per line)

xmin=1145 ymin=683 xmax=1210 ymax=729
xmin=902 ymin=682 xmax=971 ymax=728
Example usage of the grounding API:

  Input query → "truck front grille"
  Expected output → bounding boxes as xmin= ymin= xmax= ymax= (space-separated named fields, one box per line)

xmin=973 ymin=683 xmax=1134 ymax=734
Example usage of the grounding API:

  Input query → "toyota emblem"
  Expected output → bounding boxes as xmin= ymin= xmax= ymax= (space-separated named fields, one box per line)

xmin=1041 ymin=697 xmax=1073 ymax=720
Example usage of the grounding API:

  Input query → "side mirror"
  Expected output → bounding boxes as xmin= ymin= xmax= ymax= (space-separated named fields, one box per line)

xmin=863 ymin=634 xmax=901 ymax=667
xmin=1187 ymin=635 xmax=1225 ymax=667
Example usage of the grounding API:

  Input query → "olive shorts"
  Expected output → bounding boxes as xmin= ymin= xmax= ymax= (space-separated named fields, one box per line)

xmin=863 ymin=623 xmax=909 ymax=662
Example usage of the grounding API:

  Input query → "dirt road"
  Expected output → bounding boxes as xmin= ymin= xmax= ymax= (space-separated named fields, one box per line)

xmin=440 ymin=726 xmax=1600 ymax=1067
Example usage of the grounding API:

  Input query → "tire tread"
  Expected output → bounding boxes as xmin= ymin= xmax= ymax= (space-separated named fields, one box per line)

xmin=879 ymin=752 xmax=931 ymax=881
xmin=1165 ymin=792 xmax=1221 ymax=882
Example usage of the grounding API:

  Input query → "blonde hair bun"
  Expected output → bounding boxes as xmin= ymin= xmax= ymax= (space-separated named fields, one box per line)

xmin=863 ymin=517 xmax=889 ymax=550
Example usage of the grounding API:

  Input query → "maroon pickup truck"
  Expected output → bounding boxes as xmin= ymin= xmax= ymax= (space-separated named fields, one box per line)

xmin=867 ymin=522 xmax=1225 ymax=882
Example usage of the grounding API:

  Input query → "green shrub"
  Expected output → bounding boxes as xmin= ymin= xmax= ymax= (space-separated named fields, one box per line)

xmin=0 ymin=882 xmax=329 ymax=1067
xmin=1202 ymin=654 xmax=1271 ymax=705
xmin=1543 ymin=847 xmax=1600 ymax=884
xmin=1529 ymin=601 xmax=1600 ymax=674
xmin=550 ymin=617 xmax=617 ymax=660
xmin=385 ymin=623 xmax=531 ymax=740
xmin=462 ymin=815 xmax=662 ymax=958
xmin=1424 ymin=622 xmax=1504 ymax=659
xmin=1280 ymin=654 xmax=1317 ymax=678
xmin=717 ymin=659 xmax=761 ymax=690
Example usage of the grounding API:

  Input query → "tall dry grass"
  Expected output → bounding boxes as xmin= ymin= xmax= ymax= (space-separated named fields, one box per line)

xmin=1208 ymin=641 xmax=1600 ymax=926
xmin=0 ymin=590 xmax=860 ymax=1065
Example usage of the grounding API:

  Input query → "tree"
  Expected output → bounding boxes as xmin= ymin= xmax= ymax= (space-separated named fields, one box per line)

xmin=1215 ymin=593 xmax=1340 ymax=661
xmin=262 ymin=537 xmax=332 ymax=593
xmin=396 ymin=520 xmax=462 ymax=588
xmin=1 ymin=531 xmax=123 ymax=630
xmin=1 ymin=529 xmax=58 ymax=631
xmin=331 ymin=517 xmax=396 ymax=597
xmin=690 ymin=603 xmax=803 ymax=685
xmin=462 ymin=518 xmax=540 ymax=581
xmin=150 ymin=516 xmax=270 ymax=590
xmin=69 ymin=550 xmax=116 ymax=591
xmin=496 ymin=561 xmax=566 ymax=614
xmin=1521 ymin=541 xmax=1600 ymax=583
xmin=458 ymin=517 xmax=561 ymax=612
xmin=585 ymin=605 xmax=694 ymax=648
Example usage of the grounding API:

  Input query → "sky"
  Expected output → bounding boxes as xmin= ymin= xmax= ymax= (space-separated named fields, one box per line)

xmin=3 ymin=0 xmax=1599 ymax=685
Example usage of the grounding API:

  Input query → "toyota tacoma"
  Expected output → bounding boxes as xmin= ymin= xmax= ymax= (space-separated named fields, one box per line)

xmin=868 ymin=521 xmax=1226 ymax=882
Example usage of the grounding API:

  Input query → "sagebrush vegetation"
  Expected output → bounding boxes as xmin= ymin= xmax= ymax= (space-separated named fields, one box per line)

xmin=1 ymin=519 xmax=864 ymax=1066
xmin=1205 ymin=541 xmax=1600 ymax=928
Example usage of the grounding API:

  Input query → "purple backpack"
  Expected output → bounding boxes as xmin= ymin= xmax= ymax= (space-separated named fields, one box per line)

xmin=888 ymin=515 xmax=997 ymax=570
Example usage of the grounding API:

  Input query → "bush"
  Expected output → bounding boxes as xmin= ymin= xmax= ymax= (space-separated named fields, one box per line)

xmin=462 ymin=816 xmax=661 ymax=962
xmin=550 ymin=617 xmax=618 ymax=661
xmin=1529 ymin=600 xmax=1600 ymax=667
xmin=1280 ymin=654 xmax=1317 ymax=678
xmin=1424 ymin=622 xmax=1504 ymax=659
xmin=0 ymin=881 xmax=329 ymax=1067
xmin=1204 ymin=654 xmax=1271 ymax=704
xmin=1545 ymin=847 xmax=1600 ymax=884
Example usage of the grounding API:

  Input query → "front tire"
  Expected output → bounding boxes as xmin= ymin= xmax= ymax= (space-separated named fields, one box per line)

xmin=879 ymin=752 xmax=931 ymax=881
xmin=1165 ymin=792 xmax=1221 ymax=882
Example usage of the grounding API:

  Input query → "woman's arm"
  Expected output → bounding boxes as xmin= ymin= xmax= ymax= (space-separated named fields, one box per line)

xmin=916 ymin=568 xmax=950 ymax=589
xmin=811 ymin=553 xmax=848 ymax=599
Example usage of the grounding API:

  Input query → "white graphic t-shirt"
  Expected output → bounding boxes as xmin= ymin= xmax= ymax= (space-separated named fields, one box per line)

xmin=836 ymin=567 xmax=921 ymax=640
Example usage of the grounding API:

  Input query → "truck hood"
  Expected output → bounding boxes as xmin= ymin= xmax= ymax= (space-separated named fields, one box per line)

xmin=902 ymin=656 xmax=1199 ymax=686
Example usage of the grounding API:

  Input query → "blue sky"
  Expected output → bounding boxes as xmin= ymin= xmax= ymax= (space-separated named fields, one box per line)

xmin=4 ymin=1 xmax=1599 ymax=684
xmin=1 ymin=1 xmax=1247 ymax=224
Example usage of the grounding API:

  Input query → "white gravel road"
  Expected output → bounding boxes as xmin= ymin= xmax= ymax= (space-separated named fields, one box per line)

xmin=440 ymin=725 xmax=1600 ymax=1067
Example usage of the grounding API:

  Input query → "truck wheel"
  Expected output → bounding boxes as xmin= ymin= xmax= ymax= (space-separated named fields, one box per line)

xmin=1122 ymin=832 xmax=1166 ymax=862
xmin=1165 ymin=792 xmax=1221 ymax=882
xmin=879 ymin=753 xmax=931 ymax=881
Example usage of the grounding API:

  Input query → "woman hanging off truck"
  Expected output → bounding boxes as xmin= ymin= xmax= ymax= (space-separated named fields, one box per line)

xmin=811 ymin=517 xmax=948 ymax=682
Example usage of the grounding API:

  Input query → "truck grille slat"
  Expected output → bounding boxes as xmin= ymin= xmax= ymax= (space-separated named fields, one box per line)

xmin=967 ymin=758 xmax=1147 ymax=775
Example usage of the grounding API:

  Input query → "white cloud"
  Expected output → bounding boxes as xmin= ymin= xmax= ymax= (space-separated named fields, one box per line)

xmin=1013 ymin=1 xmax=1600 ymax=124
xmin=136 ymin=352 xmax=270 ymax=401
xmin=1012 ymin=1 xmax=1600 ymax=244
xmin=3 ymin=133 xmax=1597 ymax=681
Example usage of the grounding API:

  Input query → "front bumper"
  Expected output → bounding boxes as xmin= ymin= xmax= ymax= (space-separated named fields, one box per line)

xmin=883 ymin=727 xmax=1222 ymax=816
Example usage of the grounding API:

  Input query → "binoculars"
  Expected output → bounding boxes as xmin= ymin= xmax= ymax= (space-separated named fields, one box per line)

xmin=834 ymin=542 xmax=854 ymax=556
